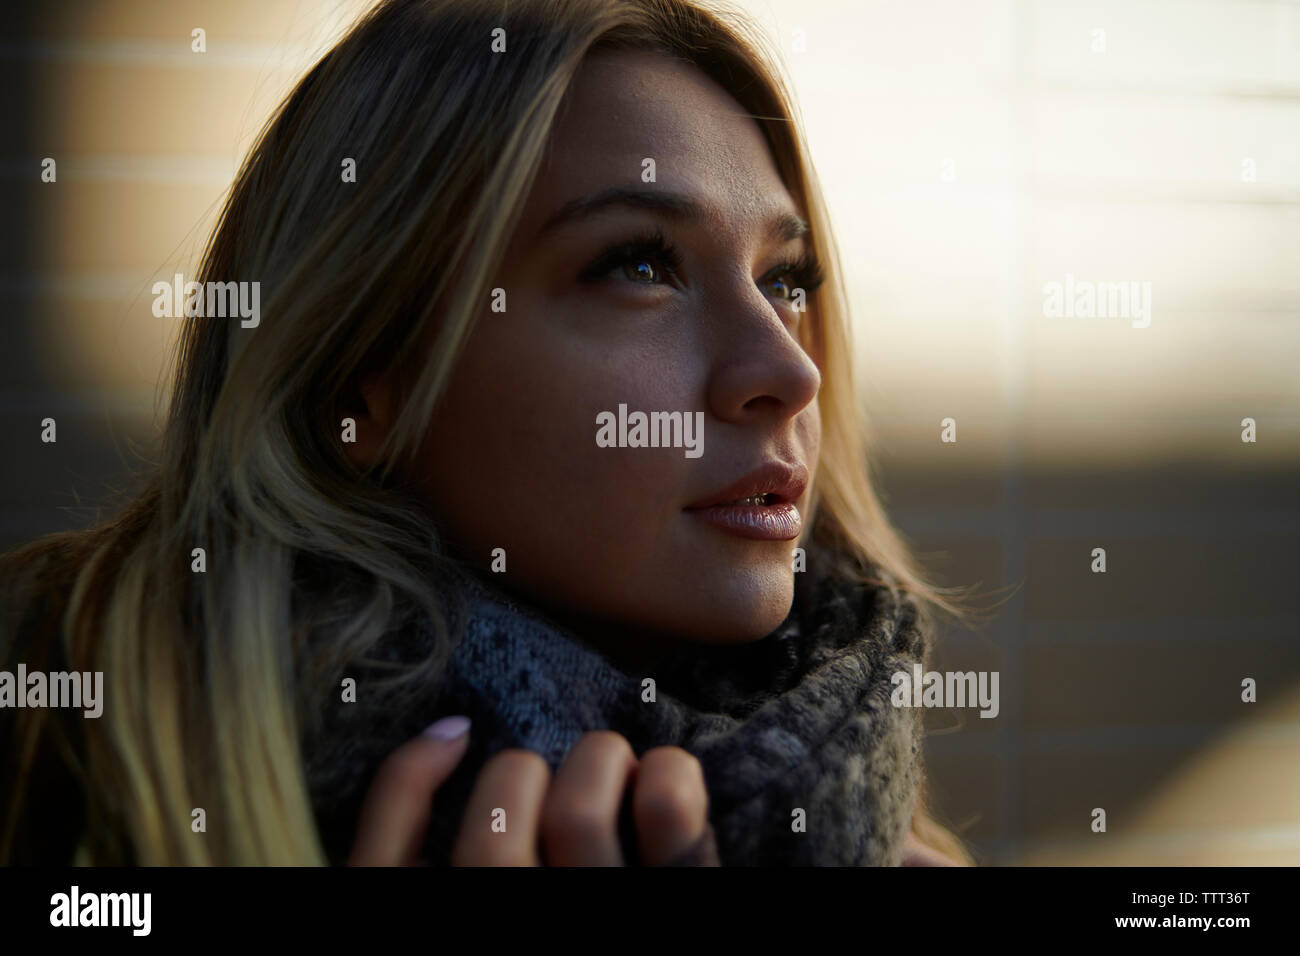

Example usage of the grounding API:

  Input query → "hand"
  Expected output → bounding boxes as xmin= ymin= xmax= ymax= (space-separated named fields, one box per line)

xmin=900 ymin=829 xmax=964 ymax=866
xmin=347 ymin=721 xmax=719 ymax=866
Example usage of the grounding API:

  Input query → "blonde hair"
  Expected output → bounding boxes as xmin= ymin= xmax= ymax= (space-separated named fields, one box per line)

xmin=1 ymin=0 xmax=985 ymax=866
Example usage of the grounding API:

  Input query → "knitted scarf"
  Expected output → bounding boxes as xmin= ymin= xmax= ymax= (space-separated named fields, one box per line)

xmin=307 ymin=542 xmax=929 ymax=866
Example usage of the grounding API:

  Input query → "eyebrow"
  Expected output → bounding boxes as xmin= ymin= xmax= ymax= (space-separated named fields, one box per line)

xmin=536 ymin=186 xmax=810 ymax=245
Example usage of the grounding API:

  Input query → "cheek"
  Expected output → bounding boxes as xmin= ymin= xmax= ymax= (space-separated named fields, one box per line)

xmin=415 ymin=327 xmax=689 ymax=582
xmin=803 ymin=402 xmax=822 ymax=471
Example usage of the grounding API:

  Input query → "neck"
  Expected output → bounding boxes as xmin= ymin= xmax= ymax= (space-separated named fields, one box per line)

xmin=560 ymin=612 xmax=695 ymax=675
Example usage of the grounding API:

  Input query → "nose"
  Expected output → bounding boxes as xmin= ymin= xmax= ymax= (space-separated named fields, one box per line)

xmin=703 ymin=278 xmax=822 ymax=426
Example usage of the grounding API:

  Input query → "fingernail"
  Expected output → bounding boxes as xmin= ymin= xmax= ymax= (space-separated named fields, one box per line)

xmin=423 ymin=715 xmax=471 ymax=741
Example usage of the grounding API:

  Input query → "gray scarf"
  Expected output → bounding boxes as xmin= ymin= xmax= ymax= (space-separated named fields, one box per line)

xmin=308 ymin=542 xmax=928 ymax=866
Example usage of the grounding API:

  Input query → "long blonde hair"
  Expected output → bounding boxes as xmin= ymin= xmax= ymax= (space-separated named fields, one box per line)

xmin=1 ymin=0 xmax=983 ymax=865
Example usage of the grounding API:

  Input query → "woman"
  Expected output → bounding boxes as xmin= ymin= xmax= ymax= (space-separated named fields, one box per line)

xmin=0 ymin=0 xmax=979 ymax=866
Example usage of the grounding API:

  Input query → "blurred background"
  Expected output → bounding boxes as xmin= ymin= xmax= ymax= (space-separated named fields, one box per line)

xmin=1 ymin=0 xmax=1297 ymax=864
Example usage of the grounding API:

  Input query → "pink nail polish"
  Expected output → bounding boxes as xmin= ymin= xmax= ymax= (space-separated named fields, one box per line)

xmin=423 ymin=715 xmax=471 ymax=741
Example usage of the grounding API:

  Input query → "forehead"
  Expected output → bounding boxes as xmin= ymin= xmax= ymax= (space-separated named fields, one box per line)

xmin=522 ymin=49 xmax=796 ymax=235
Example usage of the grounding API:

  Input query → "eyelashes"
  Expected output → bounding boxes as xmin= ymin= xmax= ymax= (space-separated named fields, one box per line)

xmin=778 ymin=250 xmax=825 ymax=299
xmin=579 ymin=227 xmax=685 ymax=285
xmin=577 ymin=226 xmax=826 ymax=301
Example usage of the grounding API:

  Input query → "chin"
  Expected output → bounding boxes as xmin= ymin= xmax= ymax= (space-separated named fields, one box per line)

xmin=655 ymin=559 xmax=797 ymax=644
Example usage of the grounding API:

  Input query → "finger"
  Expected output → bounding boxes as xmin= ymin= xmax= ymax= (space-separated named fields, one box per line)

xmin=632 ymin=746 xmax=715 ymax=866
xmin=450 ymin=748 xmax=551 ymax=866
xmin=663 ymin=822 xmax=720 ymax=866
xmin=347 ymin=715 xmax=472 ymax=866
xmin=901 ymin=831 xmax=963 ymax=866
xmin=539 ymin=731 xmax=638 ymax=866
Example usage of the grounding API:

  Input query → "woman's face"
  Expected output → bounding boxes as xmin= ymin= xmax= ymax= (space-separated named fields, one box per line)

xmin=374 ymin=50 xmax=822 ymax=662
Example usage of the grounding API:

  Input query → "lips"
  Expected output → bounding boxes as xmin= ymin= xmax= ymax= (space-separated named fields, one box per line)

xmin=683 ymin=460 xmax=809 ymax=511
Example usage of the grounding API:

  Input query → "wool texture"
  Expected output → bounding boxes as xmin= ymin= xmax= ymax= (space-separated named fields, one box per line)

xmin=307 ymin=542 xmax=929 ymax=866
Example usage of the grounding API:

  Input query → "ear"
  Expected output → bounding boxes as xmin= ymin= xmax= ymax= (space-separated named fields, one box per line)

xmin=339 ymin=370 xmax=397 ymax=471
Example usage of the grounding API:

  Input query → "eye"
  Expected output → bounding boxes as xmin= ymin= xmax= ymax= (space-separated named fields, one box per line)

xmin=620 ymin=257 xmax=665 ymax=284
xmin=579 ymin=228 xmax=683 ymax=287
xmin=764 ymin=272 xmax=796 ymax=300
xmin=761 ymin=253 xmax=825 ymax=303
